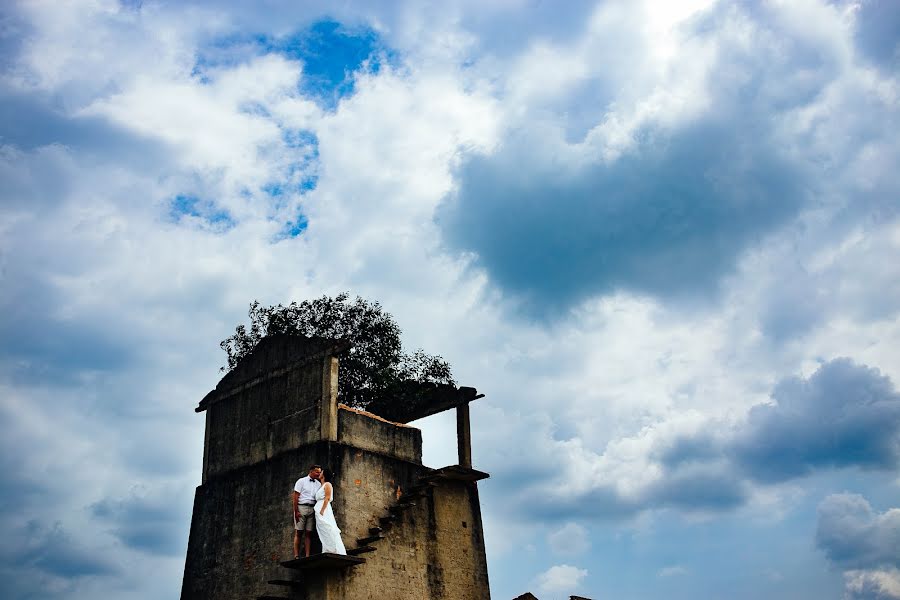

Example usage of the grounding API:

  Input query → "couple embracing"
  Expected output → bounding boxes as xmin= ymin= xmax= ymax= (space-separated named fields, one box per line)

xmin=292 ymin=464 xmax=347 ymax=558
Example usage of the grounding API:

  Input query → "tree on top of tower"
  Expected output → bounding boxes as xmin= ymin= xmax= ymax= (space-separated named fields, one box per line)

xmin=219 ymin=293 xmax=455 ymax=410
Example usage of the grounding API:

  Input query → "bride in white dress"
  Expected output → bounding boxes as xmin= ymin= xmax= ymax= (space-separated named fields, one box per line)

xmin=314 ymin=469 xmax=347 ymax=555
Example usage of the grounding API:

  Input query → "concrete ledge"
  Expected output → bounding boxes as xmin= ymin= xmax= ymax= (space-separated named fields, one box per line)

xmin=267 ymin=580 xmax=304 ymax=588
xmin=423 ymin=465 xmax=490 ymax=482
xmin=280 ymin=553 xmax=366 ymax=570
xmin=337 ymin=405 xmax=422 ymax=463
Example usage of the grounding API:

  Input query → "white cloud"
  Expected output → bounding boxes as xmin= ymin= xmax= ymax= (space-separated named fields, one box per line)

xmin=534 ymin=564 xmax=589 ymax=597
xmin=844 ymin=568 xmax=900 ymax=600
xmin=659 ymin=565 xmax=688 ymax=577
xmin=82 ymin=55 xmax=300 ymax=183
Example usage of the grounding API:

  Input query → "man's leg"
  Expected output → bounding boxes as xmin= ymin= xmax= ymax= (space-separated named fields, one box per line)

xmin=293 ymin=529 xmax=301 ymax=558
xmin=304 ymin=529 xmax=312 ymax=557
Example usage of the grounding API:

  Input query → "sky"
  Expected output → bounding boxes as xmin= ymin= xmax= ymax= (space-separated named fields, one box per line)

xmin=0 ymin=0 xmax=898 ymax=599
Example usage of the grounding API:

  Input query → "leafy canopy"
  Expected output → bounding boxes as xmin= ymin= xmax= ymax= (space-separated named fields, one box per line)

xmin=220 ymin=293 xmax=454 ymax=409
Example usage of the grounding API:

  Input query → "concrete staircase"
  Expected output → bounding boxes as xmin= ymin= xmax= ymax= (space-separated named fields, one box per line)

xmin=253 ymin=475 xmax=434 ymax=599
xmin=254 ymin=466 xmax=488 ymax=600
xmin=346 ymin=477 xmax=436 ymax=557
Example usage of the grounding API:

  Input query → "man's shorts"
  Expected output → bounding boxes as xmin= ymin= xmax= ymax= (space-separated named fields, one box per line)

xmin=294 ymin=504 xmax=316 ymax=531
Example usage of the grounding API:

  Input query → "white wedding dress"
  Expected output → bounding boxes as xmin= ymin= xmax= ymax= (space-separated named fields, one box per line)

xmin=314 ymin=484 xmax=346 ymax=555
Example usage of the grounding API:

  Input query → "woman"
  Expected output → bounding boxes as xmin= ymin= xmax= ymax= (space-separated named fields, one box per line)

xmin=314 ymin=468 xmax=347 ymax=555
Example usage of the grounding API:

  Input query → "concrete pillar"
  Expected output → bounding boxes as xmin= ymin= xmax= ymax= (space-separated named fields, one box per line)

xmin=201 ymin=410 xmax=211 ymax=484
xmin=320 ymin=355 xmax=339 ymax=441
xmin=456 ymin=402 xmax=472 ymax=468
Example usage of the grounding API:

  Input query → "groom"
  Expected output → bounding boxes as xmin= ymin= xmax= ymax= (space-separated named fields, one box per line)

xmin=292 ymin=464 xmax=322 ymax=558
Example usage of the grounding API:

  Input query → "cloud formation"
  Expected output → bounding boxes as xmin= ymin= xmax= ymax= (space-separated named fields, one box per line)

xmin=534 ymin=564 xmax=589 ymax=597
xmin=843 ymin=569 xmax=900 ymax=600
xmin=91 ymin=486 xmax=193 ymax=557
xmin=816 ymin=494 xmax=900 ymax=571
xmin=441 ymin=106 xmax=806 ymax=312
xmin=436 ymin=1 xmax=896 ymax=314
xmin=853 ymin=0 xmax=900 ymax=69
xmin=659 ymin=565 xmax=688 ymax=577
xmin=1 ymin=1 xmax=899 ymax=599
xmin=733 ymin=359 xmax=900 ymax=482
xmin=492 ymin=358 xmax=900 ymax=526
xmin=818 ymin=494 xmax=900 ymax=600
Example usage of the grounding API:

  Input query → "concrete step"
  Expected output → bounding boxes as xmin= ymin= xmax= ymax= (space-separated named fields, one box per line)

xmin=348 ymin=545 xmax=376 ymax=556
xmin=408 ymin=481 xmax=437 ymax=494
xmin=378 ymin=515 xmax=397 ymax=526
xmin=356 ymin=534 xmax=384 ymax=546
xmin=267 ymin=579 xmax=304 ymax=589
xmin=280 ymin=553 xmax=366 ymax=570
xmin=368 ymin=526 xmax=383 ymax=536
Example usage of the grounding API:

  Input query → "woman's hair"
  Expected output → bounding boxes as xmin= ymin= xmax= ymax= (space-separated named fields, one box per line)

xmin=321 ymin=468 xmax=335 ymax=483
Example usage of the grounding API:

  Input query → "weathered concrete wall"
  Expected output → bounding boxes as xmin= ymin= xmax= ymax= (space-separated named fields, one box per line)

xmin=205 ymin=335 xmax=345 ymax=399
xmin=429 ymin=480 xmax=490 ymax=597
xmin=203 ymin=356 xmax=325 ymax=480
xmin=183 ymin=439 xmax=431 ymax=600
xmin=329 ymin=441 xmax=423 ymax=549
xmin=183 ymin=442 xmax=330 ymax=600
xmin=337 ymin=407 xmax=422 ymax=465
xmin=329 ymin=479 xmax=490 ymax=600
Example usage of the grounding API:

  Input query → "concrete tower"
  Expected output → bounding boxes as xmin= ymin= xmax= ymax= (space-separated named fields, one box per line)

xmin=181 ymin=335 xmax=491 ymax=600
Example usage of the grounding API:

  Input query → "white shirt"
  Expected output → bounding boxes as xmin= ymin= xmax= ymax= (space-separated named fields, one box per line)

xmin=294 ymin=476 xmax=322 ymax=505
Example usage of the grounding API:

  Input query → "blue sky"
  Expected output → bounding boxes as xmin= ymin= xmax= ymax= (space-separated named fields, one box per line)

xmin=1 ymin=1 xmax=899 ymax=599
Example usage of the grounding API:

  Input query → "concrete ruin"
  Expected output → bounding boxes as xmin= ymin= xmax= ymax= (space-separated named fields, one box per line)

xmin=180 ymin=335 xmax=491 ymax=600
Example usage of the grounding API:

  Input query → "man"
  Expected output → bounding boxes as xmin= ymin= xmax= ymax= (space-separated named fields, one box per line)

xmin=292 ymin=464 xmax=322 ymax=558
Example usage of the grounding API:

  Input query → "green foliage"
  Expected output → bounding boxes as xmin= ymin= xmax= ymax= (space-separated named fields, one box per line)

xmin=220 ymin=293 xmax=455 ymax=409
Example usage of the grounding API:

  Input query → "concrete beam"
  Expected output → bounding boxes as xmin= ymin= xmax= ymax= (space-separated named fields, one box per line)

xmin=320 ymin=355 xmax=339 ymax=441
xmin=365 ymin=382 xmax=483 ymax=424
